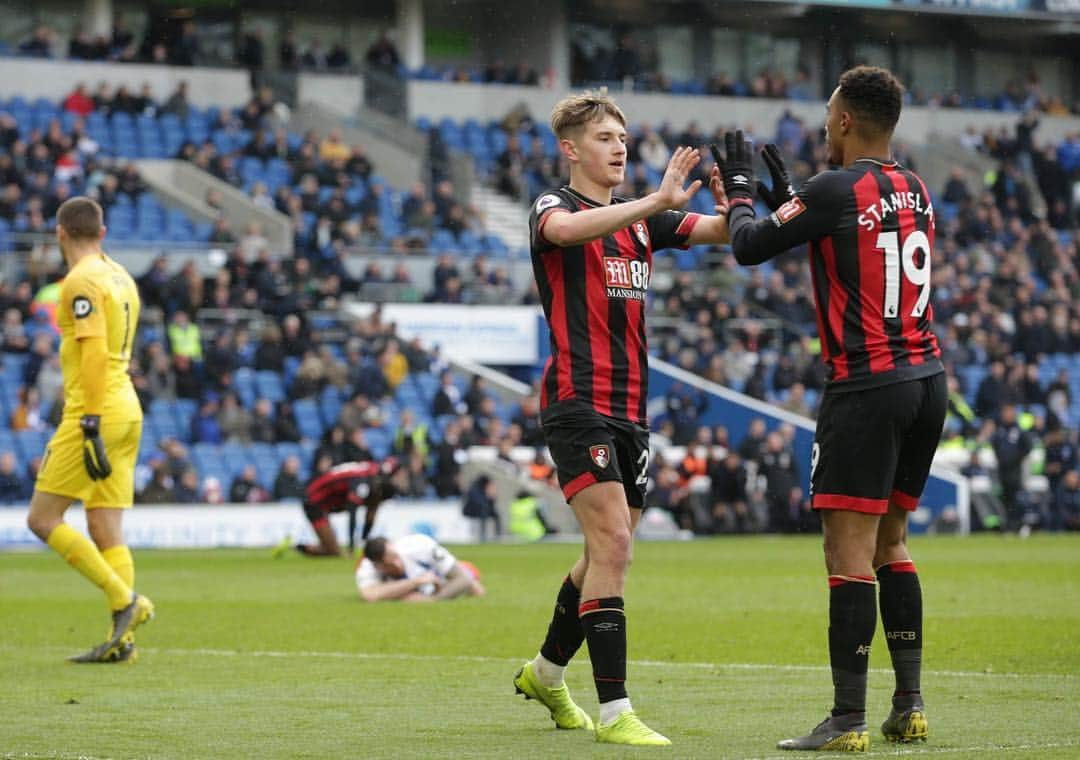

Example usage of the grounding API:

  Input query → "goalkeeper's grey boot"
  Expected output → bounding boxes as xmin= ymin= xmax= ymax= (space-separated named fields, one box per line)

xmin=67 ymin=640 xmax=117 ymax=663
xmin=777 ymin=712 xmax=869 ymax=752
xmin=68 ymin=594 xmax=153 ymax=663
xmin=107 ymin=593 xmax=154 ymax=651
xmin=67 ymin=635 xmax=137 ymax=664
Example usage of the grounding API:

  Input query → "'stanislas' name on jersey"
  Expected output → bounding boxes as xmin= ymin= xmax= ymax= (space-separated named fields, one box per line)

xmin=857 ymin=189 xmax=934 ymax=232
xmin=528 ymin=186 xmax=700 ymax=423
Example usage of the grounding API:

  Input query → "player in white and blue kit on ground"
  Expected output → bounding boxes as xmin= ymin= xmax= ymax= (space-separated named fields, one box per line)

xmin=355 ymin=534 xmax=485 ymax=602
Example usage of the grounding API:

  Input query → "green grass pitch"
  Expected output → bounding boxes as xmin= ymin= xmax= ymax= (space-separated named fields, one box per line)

xmin=1 ymin=534 xmax=1078 ymax=759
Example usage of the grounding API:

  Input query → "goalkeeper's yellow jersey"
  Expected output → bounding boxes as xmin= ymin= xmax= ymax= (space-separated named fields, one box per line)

xmin=58 ymin=252 xmax=143 ymax=423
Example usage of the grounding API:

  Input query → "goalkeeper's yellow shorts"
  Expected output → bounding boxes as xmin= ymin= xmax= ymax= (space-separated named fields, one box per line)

xmin=35 ymin=418 xmax=142 ymax=509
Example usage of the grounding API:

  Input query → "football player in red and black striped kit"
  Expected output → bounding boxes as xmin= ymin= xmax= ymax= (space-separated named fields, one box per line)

xmin=715 ymin=66 xmax=944 ymax=751
xmin=288 ymin=458 xmax=405 ymax=557
xmin=512 ymin=91 xmax=732 ymax=746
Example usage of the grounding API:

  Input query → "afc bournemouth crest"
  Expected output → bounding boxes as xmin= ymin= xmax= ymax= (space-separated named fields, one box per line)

xmin=589 ymin=444 xmax=611 ymax=469
xmin=633 ymin=221 xmax=649 ymax=247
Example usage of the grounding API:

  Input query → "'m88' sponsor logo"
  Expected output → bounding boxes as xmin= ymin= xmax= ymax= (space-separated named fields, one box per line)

xmin=604 ymin=257 xmax=650 ymax=300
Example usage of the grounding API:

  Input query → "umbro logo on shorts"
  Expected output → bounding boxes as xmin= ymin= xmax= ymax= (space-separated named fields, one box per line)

xmin=589 ymin=444 xmax=611 ymax=469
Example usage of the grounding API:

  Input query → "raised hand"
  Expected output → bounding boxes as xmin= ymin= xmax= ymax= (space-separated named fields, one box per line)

xmin=756 ymin=143 xmax=795 ymax=212
xmin=655 ymin=146 xmax=703 ymax=210
xmin=710 ymin=130 xmax=756 ymax=206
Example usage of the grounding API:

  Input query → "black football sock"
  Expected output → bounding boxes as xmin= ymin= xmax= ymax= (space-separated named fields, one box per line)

xmin=877 ymin=560 xmax=923 ymax=706
xmin=539 ymin=575 xmax=584 ymax=666
xmin=828 ymin=576 xmax=877 ymax=716
xmin=580 ymin=597 xmax=628 ymax=704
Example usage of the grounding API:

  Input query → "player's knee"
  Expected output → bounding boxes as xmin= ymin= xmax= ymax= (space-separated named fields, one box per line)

xmin=823 ymin=535 xmax=873 ymax=576
xmin=590 ymin=525 xmax=632 ymax=570
xmin=26 ymin=511 xmax=56 ymax=540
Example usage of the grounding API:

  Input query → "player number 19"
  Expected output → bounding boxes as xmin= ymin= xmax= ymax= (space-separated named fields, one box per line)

xmin=875 ymin=230 xmax=931 ymax=319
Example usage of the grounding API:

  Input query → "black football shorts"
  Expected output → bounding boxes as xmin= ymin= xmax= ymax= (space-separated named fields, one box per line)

xmin=542 ymin=407 xmax=650 ymax=508
xmin=810 ymin=372 xmax=946 ymax=514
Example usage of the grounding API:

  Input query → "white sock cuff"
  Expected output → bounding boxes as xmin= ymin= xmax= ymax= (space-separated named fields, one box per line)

xmin=599 ymin=697 xmax=632 ymax=725
xmin=532 ymin=652 xmax=566 ymax=687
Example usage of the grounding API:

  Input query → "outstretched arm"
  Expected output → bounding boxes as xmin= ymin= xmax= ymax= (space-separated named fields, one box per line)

xmin=541 ymin=147 xmax=703 ymax=247
xmin=712 ymin=133 xmax=840 ymax=265
xmin=359 ymin=571 xmax=439 ymax=602
xmin=727 ymin=192 xmax=834 ymax=266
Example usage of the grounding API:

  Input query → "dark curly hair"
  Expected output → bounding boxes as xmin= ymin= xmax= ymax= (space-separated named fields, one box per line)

xmin=838 ymin=66 xmax=904 ymax=136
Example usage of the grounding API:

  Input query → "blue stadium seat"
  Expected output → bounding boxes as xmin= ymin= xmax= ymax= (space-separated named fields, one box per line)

xmin=318 ymin=391 xmax=342 ymax=429
xmin=275 ymin=442 xmax=303 ymax=463
xmin=234 ymin=368 xmax=256 ymax=405
xmin=293 ymin=399 xmax=323 ymax=440
xmin=255 ymin=371 xmax=285 ymax=402
xmin=365 ymin=428 xmax=392 ymax=460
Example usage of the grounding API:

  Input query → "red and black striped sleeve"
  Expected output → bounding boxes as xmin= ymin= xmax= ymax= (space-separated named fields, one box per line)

xmin=728 ymin=171 xmax=850 ymax=265
xmin=645 ymin=209 xmax=702 ymax=250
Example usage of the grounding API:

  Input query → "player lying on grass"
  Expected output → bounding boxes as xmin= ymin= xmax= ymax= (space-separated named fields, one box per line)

xmin=355 ymin=535 xmax=485 ymax=602
xmin=25 ymin=197 xmax=154 ymax=664
xmin=276 ymin=457 xmax=409 ymax=557
xmin=514 ymin=89 xmax=730 ymax=747
xmin=715 ymin=65 xmax=941 ymax=752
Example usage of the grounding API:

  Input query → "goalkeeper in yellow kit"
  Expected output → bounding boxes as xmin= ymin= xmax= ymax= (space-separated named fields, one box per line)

xmin=26 ymin=197 xmax=154 ymax=663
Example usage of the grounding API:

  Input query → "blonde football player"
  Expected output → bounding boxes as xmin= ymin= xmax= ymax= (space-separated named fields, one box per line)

xmin=26 ymin=197 xmax=154 ymax=663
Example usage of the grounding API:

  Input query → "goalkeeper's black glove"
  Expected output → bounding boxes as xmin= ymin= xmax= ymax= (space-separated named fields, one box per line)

xmin=80 ymin=414 xmax=112 ymax=480
xmin=710 ymin=130 xmax=756 ymax=207
xmin=756 ymin=143 xmax=795 ymax=212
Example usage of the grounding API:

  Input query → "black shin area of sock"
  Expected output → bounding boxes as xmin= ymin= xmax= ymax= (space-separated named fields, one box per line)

xmin=829 ymin=580 xmax=876 ymax=716
xmin=876 ymin=562 xmax=923 ymax=699
xmin=539 ymin=575 xmax=584 ymax=667
xmin=581 ymin=596 xmax=627 ymax=704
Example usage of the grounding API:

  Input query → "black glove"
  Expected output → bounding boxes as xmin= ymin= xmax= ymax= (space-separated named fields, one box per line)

xmin=80 ymin=414 xmax=112 ymax=480
xmin=756 ymin=143 xmax=795 ymax=212
xmin=710 ymin=130 xmax=756 ymax=206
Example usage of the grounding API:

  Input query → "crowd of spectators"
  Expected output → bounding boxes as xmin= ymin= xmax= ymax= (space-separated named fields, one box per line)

xmin=12 ymin=17 xmax=1080 ymax=115
xmin=14 ymin=22 xmax=397 ymax=77
xmin=568 ymin=35 xmax=1076 ymax=114
xmin=18 ymin=20 xmax=199 ymax=67
xmin=3 ymin=61 xmax=1080 ymax=531
xmin=164 ymin=89 xmax=501 ymax=271
xmin=0 ymin=250 xmax=540 ymax=507
xmin=906 ymin=73 xmax=1077 ymax=116
xmin=0 ymin=101 xmax=153 ymax=251
xmin=2 ymin=83 xmax=517 ymax=301
xmin=645 ymin=416 xmax=818 ymax=535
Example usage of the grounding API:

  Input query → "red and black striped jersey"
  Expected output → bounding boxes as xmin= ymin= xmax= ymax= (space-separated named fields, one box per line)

xmin=304 ymin=461 xmax=379 ymax=512
xmin=529 ymin=186 xmax=701 ymax=423
xmin=728 ymin=159 xmax=943 ymax=392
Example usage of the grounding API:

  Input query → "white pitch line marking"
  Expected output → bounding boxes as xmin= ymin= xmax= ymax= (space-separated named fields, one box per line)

xmin=747 ymin=740 xmax=1080 ymax=760
xmin=137 ymin=646 xmax=1076 ymax=681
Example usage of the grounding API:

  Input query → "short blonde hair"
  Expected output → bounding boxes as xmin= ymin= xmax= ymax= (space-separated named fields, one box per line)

xmin=550 ymin=90 xmax=627 ymax=140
